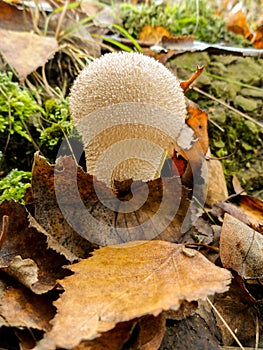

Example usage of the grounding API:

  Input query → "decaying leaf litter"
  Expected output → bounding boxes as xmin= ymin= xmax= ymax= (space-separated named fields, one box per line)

xmin=0 ymin=1 xmax=263 ymax=349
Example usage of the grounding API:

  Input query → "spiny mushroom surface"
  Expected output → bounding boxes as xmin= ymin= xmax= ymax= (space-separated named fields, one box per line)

xmin=69 ymin=52 xmax=188 ymax=186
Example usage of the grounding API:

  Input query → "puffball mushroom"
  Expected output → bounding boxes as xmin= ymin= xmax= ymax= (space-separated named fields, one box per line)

xmin=69 ymin=51 xmax=190 ymax=186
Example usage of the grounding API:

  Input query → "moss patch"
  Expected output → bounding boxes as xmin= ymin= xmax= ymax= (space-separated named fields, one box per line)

xmin=171 ymin=52 xmax=263 ymax=197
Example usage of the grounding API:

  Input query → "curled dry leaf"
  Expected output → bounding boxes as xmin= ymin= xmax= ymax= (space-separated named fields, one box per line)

xmin=213 ymin=193 xmax=263 ymax=231
xmin=36 ymin=240 xmax=231 ymax=350
xmin=0 ymin=200 xmax=71 ymax=294
xmin=31 ymin=153 xmax=196 ymax=246
xmin=73 ymin=320 xmax=136 ymax=350
xmin=227 ymin=9 xmax=253 ymax=40
xmin=205 ymin=159 xmax=228 ymax=208
xmin=0 ymin=273 xmax=55 ymax=332
xmin=31 ymin=153 xmax=94 ymax=256
xmin=238 ymin=195 xmax=263 ymax=230
xmin=220 ymin=213 xmax=263 ymax=279
xmin=137 ymin=314 xmax=166 ymax=350
xmin=0 ymin=29 xmax=58 ymax=81
xmin=139 ymin=25 xmax=173 ymax=44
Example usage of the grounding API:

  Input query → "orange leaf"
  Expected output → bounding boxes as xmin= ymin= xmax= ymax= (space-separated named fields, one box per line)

xmin=37 ymin=240 xmax=231 ymax=349
xmin=180 ymin=66 xmax=205 ymax=93
xmin=185 ymin=103 xmax=209 ymax=156
xmin=253 ymin=24 xmax=263 ymax=49
xmin=227 ymin=9 xmax=253 ymax=40
xmin=139 ymin=25 xmax=172 ymax=43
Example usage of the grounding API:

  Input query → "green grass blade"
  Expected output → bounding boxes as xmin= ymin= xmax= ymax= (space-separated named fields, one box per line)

xmin=112 ymin=24 xmax=142 ymax=53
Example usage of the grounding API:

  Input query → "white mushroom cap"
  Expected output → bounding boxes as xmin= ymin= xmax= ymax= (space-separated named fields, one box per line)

xmin=69 ymin=52 xmax=187 ymax=186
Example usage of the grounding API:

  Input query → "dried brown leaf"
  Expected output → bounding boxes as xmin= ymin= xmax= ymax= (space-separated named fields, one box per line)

xmin=0 ymin=29 xmax=58 ymax=80
xmin=205 ymin=160 xmax=228 ymax=208
xmin=31 ymin=153 xmax=94 ymax=257
xmin=0 ymin=272 xmax=55 ymax=331
xmin=215 ymin=194 xmax=263 ymax=233
xmin=0 ymin=1 xmax=34 ymax=31
xmin=227 ymin=9 xmax=253 ymax=40
xmin=36 ymin=240 xmax=231 ymax=350
xmin=137 ymin=314 xmax=166 ymax=350
xmin=232 ymin=174 xmax=246 ymax=195
xmin=0 ymin=200 xmax=71 ymax=293
xmin=253 ymin=24 xmax=263 ymax=48
xmin=238 ymin=195 xmax=263 ymax=229
xmin=141 ymin=48 xmax=179 ymax=64
xmin=220 ymin=213 xmax=263 ymax=279
xmin=139 ymin=25 xmax=172 ymax=44
xmin=73 ymin=320 xmax=136 ymax=350
xmin=213 ymin=275 xmax=261 ymax=346
xmin=31 ymin=153 xmax=195 ymax=247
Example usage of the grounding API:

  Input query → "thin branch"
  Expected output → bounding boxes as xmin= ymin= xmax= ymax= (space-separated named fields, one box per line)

xmin=193 ymin=87 xmax=263 ymax=128
xmin=206 ymin=140 xmax=240 ymax=161
xmin=180 ymin=65 xmax=205 ymax=92
xmin=207 ymin=297 xmax=245 ymax=350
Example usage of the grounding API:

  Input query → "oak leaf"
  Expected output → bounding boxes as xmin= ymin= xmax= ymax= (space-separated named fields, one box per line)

xmin=36 ymin=240 xmax=231 ymax=350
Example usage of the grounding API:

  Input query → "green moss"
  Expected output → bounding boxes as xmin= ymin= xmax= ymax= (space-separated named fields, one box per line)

xmin=208 ymin=111 xmax=263 ymax=195
xmin=120 ymin=1 xmax=250 ymax=45
xmin=234 ymin=95 xmax=258 ymax=112
xmin=0 ymin=72 xmax=74 ymax=174
xmin=173 ymin=52 xmax=263 ymax=196
xmin=0 ymin=72 xmax=44 ymax=172
xmin=0 ymin=169 xmax=31 ymax=203
xmin=37 ymin=96 xmax=74 ymax=156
